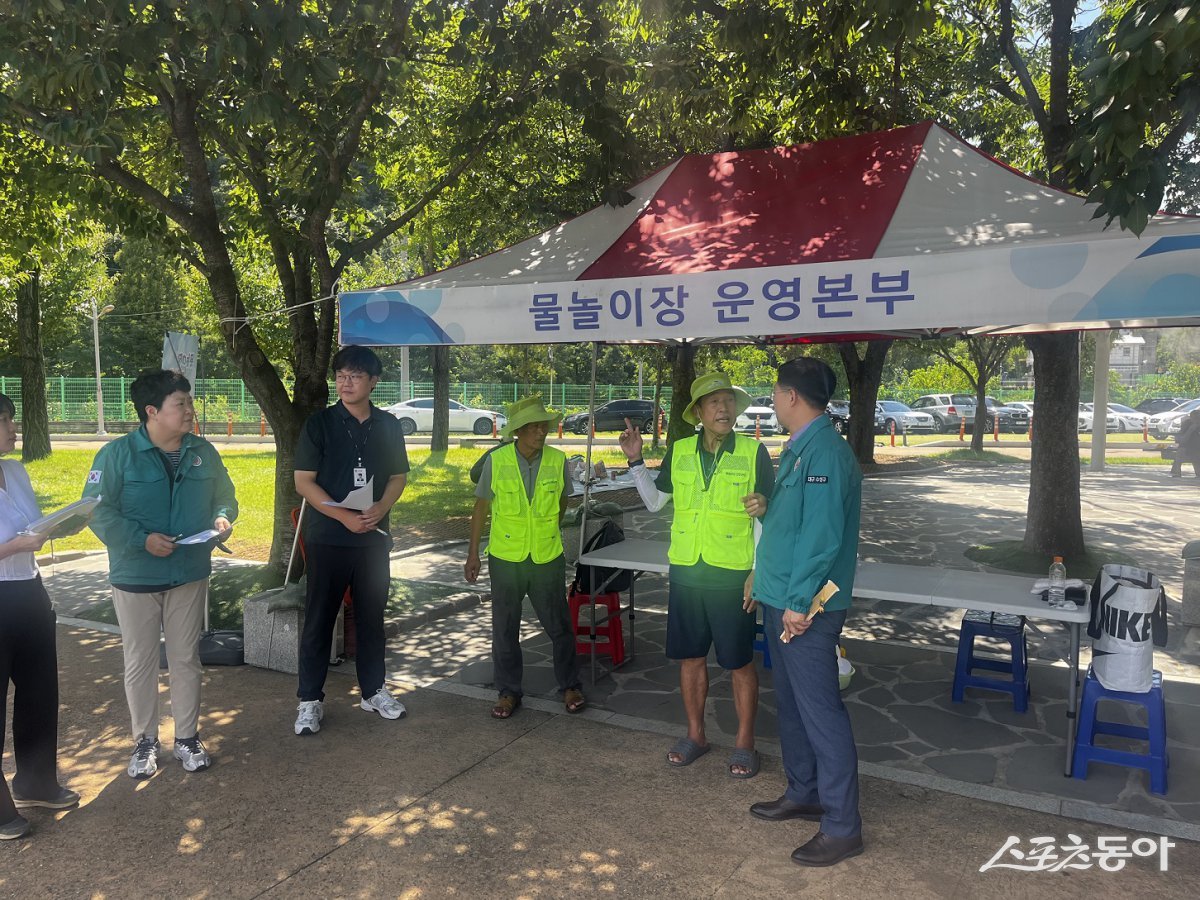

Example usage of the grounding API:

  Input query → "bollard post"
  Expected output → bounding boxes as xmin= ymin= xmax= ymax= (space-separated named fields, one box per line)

xmin=958 ymin=418 xmax=965 ymax=442
xmin=755 ymin=416 xmax=761 ymax=440
xmin=902 ymin=424 xmax=908 ymax=447
xmin=1143 ymin=420 xmax=1149 ymax=443
xmin=889 ymin=419 xmax=896 ymax=447
xmin=557 ymin=419 xmax=563 ymax=438
xmin=993 ymin=415 xmax=1000 ymax=443
xmin=193 ymin=419 xmax=200 ymax=435
xmin=492 ymin=416 xmax=498 ymax=439
xmin=1028 ymin=419 xmax=1033 ymax=444
xmin=227 ymin=411 xmax=233 ymax=437
xmin=656 ymin=412 xmax=663 ymax=441
xmin=260 ymin=413 xmax=266 ymax=437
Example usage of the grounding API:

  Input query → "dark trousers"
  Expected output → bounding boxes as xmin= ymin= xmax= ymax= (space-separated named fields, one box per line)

xmin=297 ymin=541 xmax=389 ymax=702
xmin=489 ymin=554 xmax=580 ymax=698
xmin=1170 ymin=452 xmax=1200 ymax=476
xmin=0 ymin=577 xmax=61 ymax=822
xmin=764 ymin=605 xmax=862 ymax=838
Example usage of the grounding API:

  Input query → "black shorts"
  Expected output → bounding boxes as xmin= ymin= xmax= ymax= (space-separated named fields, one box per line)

xmin=665 ymin=580 xmax=755 ymax=669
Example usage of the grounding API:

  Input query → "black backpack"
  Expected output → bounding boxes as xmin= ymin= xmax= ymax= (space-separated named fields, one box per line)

xmin=572 ymin=518 xmax=634 ymax=594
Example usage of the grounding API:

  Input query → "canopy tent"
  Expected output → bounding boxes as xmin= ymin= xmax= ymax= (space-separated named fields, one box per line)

xmin=339 ymin=121 xmax=1200 ymax=347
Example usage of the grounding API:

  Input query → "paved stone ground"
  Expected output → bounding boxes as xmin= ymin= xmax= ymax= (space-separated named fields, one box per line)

xmin=390 ymin=463 xmax=1200 ymax=839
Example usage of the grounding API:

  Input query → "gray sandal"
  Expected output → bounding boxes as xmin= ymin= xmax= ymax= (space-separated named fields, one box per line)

xmin=666 ymin=736 xmax=711 ymax=767
xmin=728 ymin=748 xmax=761 ymax=779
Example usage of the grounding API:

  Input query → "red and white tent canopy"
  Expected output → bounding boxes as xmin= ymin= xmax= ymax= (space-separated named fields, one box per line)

xmin=339 ymin=121 xmax=1200 ymax=346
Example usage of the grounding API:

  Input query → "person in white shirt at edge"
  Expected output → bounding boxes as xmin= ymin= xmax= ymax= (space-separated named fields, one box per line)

xmin=617 ymin=372 xmax=773 ymax=778
xmin=0 ymin=393 xmax=81 ymax=841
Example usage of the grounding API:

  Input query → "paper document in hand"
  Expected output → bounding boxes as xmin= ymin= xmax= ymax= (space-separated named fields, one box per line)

xmin=176 ymin=529 xmax=224 ymax=546
xmin=21 ymin=496 xmax=101 ymax=539
xmin=322 ymin=478 xmax=375 ymax=511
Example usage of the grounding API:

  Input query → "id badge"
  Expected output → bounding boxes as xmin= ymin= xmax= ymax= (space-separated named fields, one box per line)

xmin=353 ymin=466 xmax=367 ymax=487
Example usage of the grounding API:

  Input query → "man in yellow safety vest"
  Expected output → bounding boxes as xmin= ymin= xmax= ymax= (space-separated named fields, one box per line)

xmin=619 ymin=372 xmax=773 ymax=778
xmin=465 ymin=396 xmax=586 ymax=719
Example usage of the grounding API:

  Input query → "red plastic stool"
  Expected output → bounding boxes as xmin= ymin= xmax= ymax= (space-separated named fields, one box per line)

xmin=569 ymin=590 xmax=625 ymax=666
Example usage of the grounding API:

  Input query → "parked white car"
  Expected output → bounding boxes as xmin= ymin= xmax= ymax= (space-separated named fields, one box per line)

xmin=736 ymin=404 xmax=778 ymax=435
xmin=1106 ymin=403 xmax=1150 ymax=433
xmin=384 ymin=398 xmax=506 ymax=436
xmin=1149 ymin=398 xmax=1200 ymax=439
xmin=1007 ymin=401 xmax=1035 ymax=419
xmin=1078 ymin=402 xmax=1118 ymax=433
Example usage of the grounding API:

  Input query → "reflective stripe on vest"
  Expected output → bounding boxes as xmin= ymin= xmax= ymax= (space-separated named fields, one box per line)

xmin=488 ymin=443 xmax=565 ymax=564
xmin=668 ymin=433 xmax=757 ymax=570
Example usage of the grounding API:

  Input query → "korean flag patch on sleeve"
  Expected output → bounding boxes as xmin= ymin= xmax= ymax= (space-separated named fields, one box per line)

xmin=86 ymin=469 xmax=103 ymax=485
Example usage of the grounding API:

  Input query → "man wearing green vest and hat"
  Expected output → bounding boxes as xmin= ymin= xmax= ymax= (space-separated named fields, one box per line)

xmin=619 ymin=372 xmax=773 ymax=778
xmin=465 ymin=396 xmax=586 ymax=719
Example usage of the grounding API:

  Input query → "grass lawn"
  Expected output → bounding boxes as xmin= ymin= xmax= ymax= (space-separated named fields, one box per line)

xmin=20 ymin=443 xmax=667 ymax=562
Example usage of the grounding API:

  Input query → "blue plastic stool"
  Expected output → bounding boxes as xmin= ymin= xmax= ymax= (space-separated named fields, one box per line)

xmin=753 ymin=615 xmax=772 ymax=670
xmin=952 ymin=610 xmax=1029 ymax=712
xmin=1072 ymin=667 xmax=1168 ymax=795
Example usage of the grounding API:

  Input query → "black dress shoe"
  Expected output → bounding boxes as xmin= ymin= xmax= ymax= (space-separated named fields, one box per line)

xmin=13 ymin=786 xmax=80 ymax=810
xmin=791 ymin=831 xmax=864 ymax=867
xmin=750 ymin=795 xmax=825 ymax=822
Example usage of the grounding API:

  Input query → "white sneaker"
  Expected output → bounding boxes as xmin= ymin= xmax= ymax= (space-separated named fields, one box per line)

xmin=127 ymin=735 xmax=160 ymax=779
xmin=173 ymin=735 xmax=211 ymax=772
xmin=360 ymin=688 xmax=406 ymax=720
xmin=295 ymin=700 xmax=323 ymax=735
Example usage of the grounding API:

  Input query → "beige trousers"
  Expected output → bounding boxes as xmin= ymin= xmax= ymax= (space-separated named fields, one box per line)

xmin=111 ymin=579 xmax=208 ymax=741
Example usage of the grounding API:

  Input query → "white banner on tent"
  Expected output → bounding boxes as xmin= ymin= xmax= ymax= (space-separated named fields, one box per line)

xmin=338 ymin=230 xmax=1200 ymax=346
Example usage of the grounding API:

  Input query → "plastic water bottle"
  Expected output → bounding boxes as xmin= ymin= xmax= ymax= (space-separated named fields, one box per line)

xmin=1048 ymin=556 xmax=1068 ymax=609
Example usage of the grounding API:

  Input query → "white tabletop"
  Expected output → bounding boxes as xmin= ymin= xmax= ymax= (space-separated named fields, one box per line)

xmin=577 ymin=537 xmax=670 ymax=574
xmin=573 ymin=540 xmax=1089 ymax=623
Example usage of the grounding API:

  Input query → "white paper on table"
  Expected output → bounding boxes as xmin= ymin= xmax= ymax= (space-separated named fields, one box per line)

xmin=322 ymin=478 xmax=375 ymax=511
xmin=176 ymin=529 xmax=224 ymax=546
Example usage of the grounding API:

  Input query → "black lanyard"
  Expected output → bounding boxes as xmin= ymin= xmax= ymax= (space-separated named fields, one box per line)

xmin=342 ymin=416 xmax=374 ymax=468
xmin=697 ymin=438 xmax=725 ymax=490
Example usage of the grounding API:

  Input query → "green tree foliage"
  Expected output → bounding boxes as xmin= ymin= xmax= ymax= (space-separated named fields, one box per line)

xmin=1066 ymin=1 xmax=1200 ymax=231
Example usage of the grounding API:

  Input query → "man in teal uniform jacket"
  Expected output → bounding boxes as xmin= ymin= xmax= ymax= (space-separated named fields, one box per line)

xmin=749 ymin=357 xmax=864 ymax=867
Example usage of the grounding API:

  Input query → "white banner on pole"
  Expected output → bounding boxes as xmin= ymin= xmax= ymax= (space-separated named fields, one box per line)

xmin=338 ymin=229 xmax=1200 ymax=346
xmin=162 ymin=332 xmax=200 ymax=389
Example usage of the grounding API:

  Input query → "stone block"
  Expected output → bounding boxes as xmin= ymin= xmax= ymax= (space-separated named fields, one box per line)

xmin=243 ymin=579 xmax=342 ymax=675
xmin=1182 ymin=544 xmax=1200 ymax=627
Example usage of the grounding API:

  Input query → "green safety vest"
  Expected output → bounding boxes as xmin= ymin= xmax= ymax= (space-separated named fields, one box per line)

xmin=668 ymin=433 xmax=757 ymax=570
xmin=487 ymin=442 xmax=566 ymax=564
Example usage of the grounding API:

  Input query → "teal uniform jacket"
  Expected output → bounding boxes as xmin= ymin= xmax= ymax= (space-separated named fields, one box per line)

xmin=753 ymin=415 xmax=862 ymax=614
xmin=82 ymin=426 xmax=238 ymax=588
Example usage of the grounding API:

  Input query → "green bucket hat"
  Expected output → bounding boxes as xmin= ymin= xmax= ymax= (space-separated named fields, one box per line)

xmin=682 ymin=372 xmax=753 ymax=426
xmin=501 ymin=395 xmax=561 ymax=439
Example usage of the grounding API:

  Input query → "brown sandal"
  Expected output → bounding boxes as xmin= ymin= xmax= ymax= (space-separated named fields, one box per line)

xmin=564 ymin=688 xmax=587 ymax=714
xmin=491 ymin=693 xmax=520 ymax=719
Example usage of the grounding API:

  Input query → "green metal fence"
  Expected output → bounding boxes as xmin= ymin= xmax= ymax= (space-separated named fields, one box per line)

xmin=0 ymin=376 xmax=740 ymax=426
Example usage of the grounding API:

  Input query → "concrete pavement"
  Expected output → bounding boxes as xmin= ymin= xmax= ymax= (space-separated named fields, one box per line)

xmin=3 ymin=627 xmax=1197 ymax=898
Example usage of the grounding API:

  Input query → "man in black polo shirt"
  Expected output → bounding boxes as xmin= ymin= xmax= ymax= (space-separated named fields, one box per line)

xmin=293 ymin=346 xmax=410 ymax=735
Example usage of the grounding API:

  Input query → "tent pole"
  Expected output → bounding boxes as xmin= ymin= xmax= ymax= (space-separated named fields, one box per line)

xmin=579 ymin=340 xmax=599 ymax=558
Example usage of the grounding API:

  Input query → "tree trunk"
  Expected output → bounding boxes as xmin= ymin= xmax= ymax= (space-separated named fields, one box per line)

xmin=431 ymin=345 xmax=450 ymax=452
xmin=972 ymin=383 xmax=987 ymax=453
xmin=651 ymin=349 xmax=666 ymax=450
xmin=666 ymin=342 xmax=697 ymax=445
xmin=837 ymin=340 xmax=893 ymax=464
xmin=1023 ymin=332 xmax=1085 ymax=557
xmin=15 ymin=270 xmax=51 ymax=461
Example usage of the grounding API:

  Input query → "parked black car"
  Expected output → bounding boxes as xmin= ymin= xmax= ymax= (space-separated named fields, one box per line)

xmin=826 ymin=400 xmax=884 ymax=435
xmin=563 ymin=398 xmax=659 ymax=434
